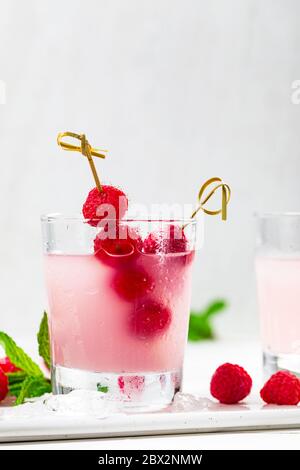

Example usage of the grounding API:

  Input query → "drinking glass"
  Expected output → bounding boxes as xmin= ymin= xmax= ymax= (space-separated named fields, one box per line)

xmin=256 ymin=213 xmax=300 ymax=378
xmin=41 ymin=215 xmax=197 ymax=411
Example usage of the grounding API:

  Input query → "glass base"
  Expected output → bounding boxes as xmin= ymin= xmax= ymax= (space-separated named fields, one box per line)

xmin=263 ymin=350 xmax=300 ymax=379
xmin=51 ymin=365 xmax=181 ymax=412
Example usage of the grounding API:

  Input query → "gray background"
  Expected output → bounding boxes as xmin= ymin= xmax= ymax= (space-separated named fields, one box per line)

xmin=1 ymin=0 xmax=300 ymax=339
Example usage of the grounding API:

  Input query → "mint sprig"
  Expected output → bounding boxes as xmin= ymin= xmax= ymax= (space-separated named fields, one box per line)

xmin=15 ymin=376 xmax=51 ymax=406
xmin=37 ymin=312 xmax=51 ymax=369
xmin=7 ymin=371 xmax=27 ymax=398
xmin=97 ymin=384 xmax=109 ymax=393
xmin=0 ymin=332 xmax=43 ymax=376
xmin=188 ymin=300 xmax=227 ymax=341
xmin=0 ymin=312 xmax=52 ymax=405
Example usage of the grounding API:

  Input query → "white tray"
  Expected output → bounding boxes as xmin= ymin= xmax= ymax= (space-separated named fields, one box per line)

xmin=1 ymin=401 xmax=300 ymax=443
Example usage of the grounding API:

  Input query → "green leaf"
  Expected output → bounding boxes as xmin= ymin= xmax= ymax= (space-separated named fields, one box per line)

xmin=203 ymin=299 xmax=227 ymax=318
xmin=8 ymin=384 xmax=23 ymax=397
xmin=37 ymin=312 xmax=51 ymax=369
xmin=15 ymin=376 xmax=51 ymax=405
xmin=0 ymin=332 xmax=43 ymax=377
xmin=97 ymin=384 xmax=108 ymax=393
xmin=7 ymin=371 xmax=27 ymax=385
xmin=7 ymin=372 xmax=28 ymax=398
xmin=188 ymin=314 xmax=214 ymax=341
xmin=188 ymin=299 xmax=227 ymax=342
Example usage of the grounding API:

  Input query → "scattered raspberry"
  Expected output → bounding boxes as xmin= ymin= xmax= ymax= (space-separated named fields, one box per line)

xmin=260 ymin=371 xmax=300 ymax=405
xmin=130 ymin=301 xmax=172 ymax=339
xmin=143 ymin=224 xmax=188 ymax=254
xmin=112 ymin=267 xmax=154 ymax=301
xmin=118 ymin=375 xmax=145 ymax=397
xmin=83 ymin=185 xmax=128 ymax=227
xmin=0 ymin=368 xmax=8 ymax=401
xmin=0 ymin=357 xmax=19 ymax=373
xmin=210 ymin=363 xmax=252 ymax=404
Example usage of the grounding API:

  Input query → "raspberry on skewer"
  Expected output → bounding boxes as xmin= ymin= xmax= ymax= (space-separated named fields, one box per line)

xmin=57 ymin=132 xmax=129 ymax=226
xmin=83 ymin=185 xmax=128 ymax=227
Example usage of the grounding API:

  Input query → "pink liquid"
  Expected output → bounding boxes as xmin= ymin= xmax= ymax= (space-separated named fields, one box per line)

xmin=44 ymin=253 xmax=193 ymax=373
xmin=256 ymin=256 xmax=300 ymax=355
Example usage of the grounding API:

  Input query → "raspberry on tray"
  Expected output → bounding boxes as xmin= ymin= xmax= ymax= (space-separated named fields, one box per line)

xmin=210 ymin=363 xmax=252 ymax=404
xmin=260 ymin=371 xmax=300 ymax=405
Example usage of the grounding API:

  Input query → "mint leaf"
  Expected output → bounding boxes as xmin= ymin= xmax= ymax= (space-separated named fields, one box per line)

xmin=203 ymin=299 xmax=227 ymax=317
xmin=188 ymin=300 xmax=227 ymax=341
xmin=15 ymin=376 xmax=51 ymax=405
xmin=0 ymin=320 xmax=52 ymax=404
xmin=37 ymin=312 xmax=51 ymax=369
xmin=7 ymin=371 xmax=27 ymax=385
xmin=8 ymin=384 xmax=23 ymax=397
xmin=97 ymin=383 xmax=108 ymax=393
xmin=0 ymin=332 xmax=43 ymax=377
xmin=188 ymin=314 xmax=213 ymax=340
xmin=7 ymin=372 xmax=28 ymax=398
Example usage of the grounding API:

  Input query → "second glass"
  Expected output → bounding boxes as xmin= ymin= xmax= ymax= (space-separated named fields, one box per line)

xmin=42 ymin=216 xmax=196 ymax=411
xmin=256 ymin=213 xmax=300 ymax=378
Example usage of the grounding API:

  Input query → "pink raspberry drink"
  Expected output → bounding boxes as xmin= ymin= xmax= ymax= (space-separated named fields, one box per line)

xmin=47 ymin=132 xmax=231 ymax=410
xmin=42 ymin=217 xmax=196 ymax=410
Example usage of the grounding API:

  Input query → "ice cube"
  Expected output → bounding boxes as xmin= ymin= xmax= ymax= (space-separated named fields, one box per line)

xmin=44 ymin=390 xmax=121 ymax=418
xmin=171 ymin=393 xmax=213 ymax=412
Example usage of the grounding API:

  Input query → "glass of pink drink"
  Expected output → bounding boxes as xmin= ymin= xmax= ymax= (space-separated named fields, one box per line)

xmin=256 ymin=213 xmax=300 ymax=378
xmin=42 ymin=216 xmax=196 ymax=411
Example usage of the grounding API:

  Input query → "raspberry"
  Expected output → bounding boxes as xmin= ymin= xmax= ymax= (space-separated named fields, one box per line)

xmin=143 ymin=224 xmax=187 ymax=254
xmin=0 ymin=357 xmax=19 ymax=373
xmin=260 ymin=371 xmax=300 ymax=405
xmin=184 ymin=250 xmax=195 ymax=265
xmin=94 ymin=226 xmax=142 ymax=267
xmin=112 ymin=267 xmax=154 ymax=301
xmin=0 ymin=368 xmax=8 ymax=401
xmin=83 ymin=185 xmax=128 ymax=227
xmin=94 ymin=237 xmax=135 ymax=266
xmin=210 ymin=363 xmax=252 ymax=404
xmin=130 ymin=300 xmax=172 ymax=339
xmin=118 ymin=375 xmax=145 ymax=397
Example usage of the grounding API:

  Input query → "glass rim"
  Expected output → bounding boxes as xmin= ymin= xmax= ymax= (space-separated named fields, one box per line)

xmin=40 ymin=212 xmax=197 ymax=224
xmin=254 ymin=211 xmax=300 ymax=218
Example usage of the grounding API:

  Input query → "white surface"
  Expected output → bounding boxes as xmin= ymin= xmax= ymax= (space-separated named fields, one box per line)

xmin=1 ymin=397 xmax=300 ymax=443
xmin=0 ymin=340 xmax=299 ymax=449
xmin=1 ymin=0 xmax=300 ymax=339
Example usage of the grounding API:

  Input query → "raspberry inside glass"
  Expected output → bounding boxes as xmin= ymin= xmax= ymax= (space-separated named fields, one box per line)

xmin=130 ymin=301 xmax=172 ymax=339
xmin=112 ymin=267 xmax=154 ymax=301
